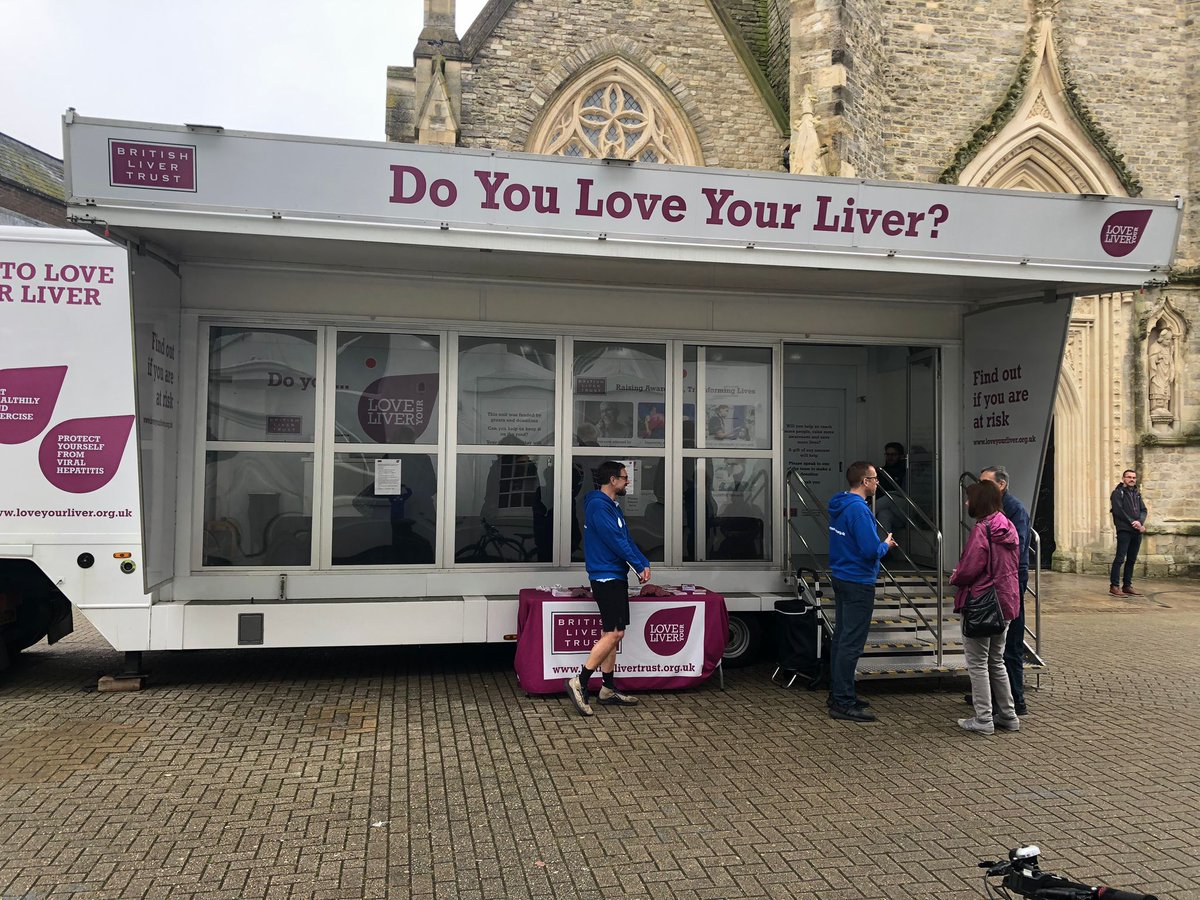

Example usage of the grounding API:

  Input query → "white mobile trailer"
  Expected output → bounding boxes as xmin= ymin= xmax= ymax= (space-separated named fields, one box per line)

xmin=0 ymin=113 xmax=1181 ymax=675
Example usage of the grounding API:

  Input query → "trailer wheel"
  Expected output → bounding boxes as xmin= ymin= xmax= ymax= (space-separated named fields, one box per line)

xmin=722 ymin=613 xmax=763 ymax=668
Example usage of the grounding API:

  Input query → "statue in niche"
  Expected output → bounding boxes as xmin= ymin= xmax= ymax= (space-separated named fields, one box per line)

xmin=1147 ymin=326 xmax=1177 ymax=420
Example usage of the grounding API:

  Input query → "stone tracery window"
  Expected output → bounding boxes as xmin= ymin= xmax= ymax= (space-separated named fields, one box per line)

xmin=528 ymin=59 xmax=701 ymax=166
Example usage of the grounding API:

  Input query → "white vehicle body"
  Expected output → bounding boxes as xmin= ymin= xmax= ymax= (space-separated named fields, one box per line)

xmin=0 ymin=113 xmax=1180 ymax=660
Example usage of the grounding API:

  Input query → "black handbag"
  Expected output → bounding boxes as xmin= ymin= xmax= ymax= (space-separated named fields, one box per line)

xmin=961 ymin=522 xmax=1006 ymax=638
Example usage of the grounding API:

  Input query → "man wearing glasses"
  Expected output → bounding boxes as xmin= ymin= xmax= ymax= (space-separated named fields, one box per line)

xmin=565 ymin=460 xmax=651 ymax=717
xmin=826 ymin=461 xmax=897 ymax=722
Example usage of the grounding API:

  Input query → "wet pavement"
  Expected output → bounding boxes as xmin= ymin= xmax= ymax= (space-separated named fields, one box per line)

xmin=1 ymin=570 xmax=1198 ymax=898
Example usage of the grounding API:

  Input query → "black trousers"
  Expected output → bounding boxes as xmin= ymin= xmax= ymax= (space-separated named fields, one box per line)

xmin=1110 ymin=529 xmax=1143 ymax=588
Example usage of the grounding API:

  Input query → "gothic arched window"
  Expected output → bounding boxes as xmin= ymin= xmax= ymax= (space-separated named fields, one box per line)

xmin=527 ymin=59 xmax=702 ymax=165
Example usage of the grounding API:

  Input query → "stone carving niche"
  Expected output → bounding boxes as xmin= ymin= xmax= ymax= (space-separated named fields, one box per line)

xmin=1146 ymin=301 xmax=1187 ymax=434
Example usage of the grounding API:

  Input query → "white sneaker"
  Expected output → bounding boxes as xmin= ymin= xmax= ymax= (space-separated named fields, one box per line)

xmin=598 ymin=685 xmax=638 ymax=706
xmin=565 ymin=676 xmax=594 ymax=717
xmin=957 ymin=716 xmax=995 ymax=735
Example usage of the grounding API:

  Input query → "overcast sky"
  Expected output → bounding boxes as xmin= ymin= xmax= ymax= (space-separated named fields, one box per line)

xmin=1 ymin=0 xmax=489 ymax=158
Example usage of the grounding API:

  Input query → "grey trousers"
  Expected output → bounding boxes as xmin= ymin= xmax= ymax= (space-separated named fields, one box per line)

xmin=963 ymin=625 xmax=1017 ymax=725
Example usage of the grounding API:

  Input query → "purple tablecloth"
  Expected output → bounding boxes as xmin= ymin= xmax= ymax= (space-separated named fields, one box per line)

xmin=515 ymin=587 xmax=728 ymax=694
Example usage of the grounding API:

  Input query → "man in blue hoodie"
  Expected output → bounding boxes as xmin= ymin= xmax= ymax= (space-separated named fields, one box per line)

xmin=565 ymin=460 xmax=651 ymax=717
xmin=827 ymin=461 xmax=897 ymax=722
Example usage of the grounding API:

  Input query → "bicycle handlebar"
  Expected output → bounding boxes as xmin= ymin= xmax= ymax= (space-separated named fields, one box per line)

xmin=978 ymin=847 xmax=1158 ymax=900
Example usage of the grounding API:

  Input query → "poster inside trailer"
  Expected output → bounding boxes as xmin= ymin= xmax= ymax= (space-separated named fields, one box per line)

xmin=0 ymin=231 xmax=141 ymax=541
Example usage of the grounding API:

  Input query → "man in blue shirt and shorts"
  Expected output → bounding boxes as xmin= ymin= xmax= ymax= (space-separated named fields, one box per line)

xmin=565 ymin=460 xmax=651 ymax=717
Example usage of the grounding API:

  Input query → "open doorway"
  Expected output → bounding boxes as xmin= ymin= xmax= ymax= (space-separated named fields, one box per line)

xmin=783 ymin=343 xmax=940 ymax=567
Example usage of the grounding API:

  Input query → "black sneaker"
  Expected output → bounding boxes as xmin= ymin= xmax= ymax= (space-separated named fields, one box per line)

xmin=1013 ymin=701 xmax=1028 ymax=716
xmin=963 ymin=694 xmax=975 ymax=705
xmin=564 ymin=676 xmax=594 ymax=717
xmin=826 ymin=695 xmax=871 ymax=709
xmin=829 ymin=705 xmax=877 ymax=722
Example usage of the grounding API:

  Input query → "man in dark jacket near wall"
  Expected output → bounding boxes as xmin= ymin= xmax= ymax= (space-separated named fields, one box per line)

xmin=1110 ymin=469 xmax=1148 ymax=596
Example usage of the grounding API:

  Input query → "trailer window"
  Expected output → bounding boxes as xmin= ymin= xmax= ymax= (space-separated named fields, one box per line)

xmin=569 ymin=456 xmax=665 ymax=564
xmin=454 ymin=453 xmax=553 ymax=563
xmin=679 ymin=458 xmax=772 ymax=563
xmin=572 ymin=341 xmax=666 ymax=448
xmin=334 ymin=331 xmax=440 ymax=445
xmin=457 ymin=336 xmax=556 ymax=446
xmin=202 ymin=451 xmax=313 ymax=567
xmin=206 ymin=327 xmax=318 ymax=442
xmin=331 ymin=452 xmax=438 ymax=565
xmin=682 ymin=345 xmax=772 ymax=450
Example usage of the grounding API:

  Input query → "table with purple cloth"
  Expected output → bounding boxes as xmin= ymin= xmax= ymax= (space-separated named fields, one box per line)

xmin=515 ymin=585 xmax=728 ymax=694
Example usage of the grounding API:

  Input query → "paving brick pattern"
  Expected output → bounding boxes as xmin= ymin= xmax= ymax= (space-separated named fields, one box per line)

xmin=2 ymin=572 xmax=1198 ymax=899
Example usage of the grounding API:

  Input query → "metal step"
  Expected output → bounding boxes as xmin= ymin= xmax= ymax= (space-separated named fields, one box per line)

xmin=862 ymin=639 xmax=965 ymax=653
xmin=855 ymin=655 xmax=969 ymax=678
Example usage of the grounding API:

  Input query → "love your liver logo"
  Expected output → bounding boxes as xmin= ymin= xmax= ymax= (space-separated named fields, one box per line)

xmin=644 ymin=605 xmax=697 ymax=657
xmin=358 ymin=374 xmax=438 ymax=443
xmin=1099 ymin=209 xmax=1152 ymax=258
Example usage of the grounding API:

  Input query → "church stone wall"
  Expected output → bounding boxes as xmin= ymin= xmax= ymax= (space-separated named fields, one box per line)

xmin=455 ymin=0 xmax=784 ymax=171
xmin=1055 ymin=1 xmax=1193 ymax=255
xmin=839 ymin=0 xmax=887 ymax=179
xmin=869 ymin=0 xmax=1027 ymax=183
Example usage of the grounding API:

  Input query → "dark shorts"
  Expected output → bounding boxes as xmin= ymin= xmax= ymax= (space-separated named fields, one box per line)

xmin=590 ymin=579 xmax=630 ymax=632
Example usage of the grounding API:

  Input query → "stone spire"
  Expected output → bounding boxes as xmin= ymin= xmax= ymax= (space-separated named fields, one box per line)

xmin=413 ymin=0 xmax=463 ymax=146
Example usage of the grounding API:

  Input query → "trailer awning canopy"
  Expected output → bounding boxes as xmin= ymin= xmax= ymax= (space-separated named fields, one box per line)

xmin=63 ymin=113 xmax=1183 ymax=303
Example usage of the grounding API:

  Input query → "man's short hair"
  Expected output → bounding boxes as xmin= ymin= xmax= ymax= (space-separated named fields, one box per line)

xmin=884 ymin=442 xmax=905 ymax=456
xmin=966 ymin=480 xmax=1004 ymax=519
xmin=596 ymin=460 xmax=626 ymax=485
xmin=1123 ymin=468 xmax=1137 ymax=477
xmin=846 ymin=460 xmax=875 ymax=487
xmin=980 ymin=465 xmax=1009 ymax=487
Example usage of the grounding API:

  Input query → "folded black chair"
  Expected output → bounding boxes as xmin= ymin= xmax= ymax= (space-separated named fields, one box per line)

xmin=771 ymin=568 xmax=829 ymax=689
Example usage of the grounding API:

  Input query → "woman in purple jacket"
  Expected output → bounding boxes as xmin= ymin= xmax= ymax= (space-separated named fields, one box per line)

xmin=950 ymin=480 xmax=1021 ymax=735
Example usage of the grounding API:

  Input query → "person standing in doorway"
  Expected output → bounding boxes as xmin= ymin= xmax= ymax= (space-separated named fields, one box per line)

xmin=874 ymin=442 xmax=908 ymax=536
xmin=565 ymin=460 xmax=650 ymax=717
xmin=972 ymin=466 xmax=1031 ymax=716
xmin=1110 ymin=469 xmax=1148 ymax=596
xmin=826 ymin=461 xmax=897 ymax=722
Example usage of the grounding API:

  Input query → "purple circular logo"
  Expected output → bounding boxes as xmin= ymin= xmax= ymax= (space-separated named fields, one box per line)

xmin=1099 ymin=209 xmax=1152 ymax=258
xmin=644 ymin=605 xmax=697 ymax=657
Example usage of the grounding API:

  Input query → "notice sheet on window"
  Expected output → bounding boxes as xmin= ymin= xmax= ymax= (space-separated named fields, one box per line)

xmin=375 ymin=458 xmax=403 ymax=495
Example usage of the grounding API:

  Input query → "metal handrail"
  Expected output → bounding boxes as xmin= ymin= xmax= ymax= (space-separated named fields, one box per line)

xmin=871 ymin=468 xmax=944 ymax=660
xmin=785 ymin=467 xmax=945 ymax=663
xmin=783 ymin=469 xmax=834 ymax=588
xmin=957 ymin=471 xmax=1044 ymax=667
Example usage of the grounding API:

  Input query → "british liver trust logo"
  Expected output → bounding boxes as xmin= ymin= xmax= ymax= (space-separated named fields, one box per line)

xmin=644 ymin=605 xmax=696 ymax=657
xmin=1099 ymin=209 xmax=1152 ymax=257
xmin=552 ymin=612 xmax=604 ymax=653
xmin=109 ymin=140 xmax=197 ymax=192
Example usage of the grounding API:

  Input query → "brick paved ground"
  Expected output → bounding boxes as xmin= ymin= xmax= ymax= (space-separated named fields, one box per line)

xmin=2 ymin=572 xmax=1198 ymax=899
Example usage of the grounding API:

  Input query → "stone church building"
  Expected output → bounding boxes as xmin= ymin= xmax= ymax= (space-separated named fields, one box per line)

xmin=387 ymin=0 xmax=1198 ymax=576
